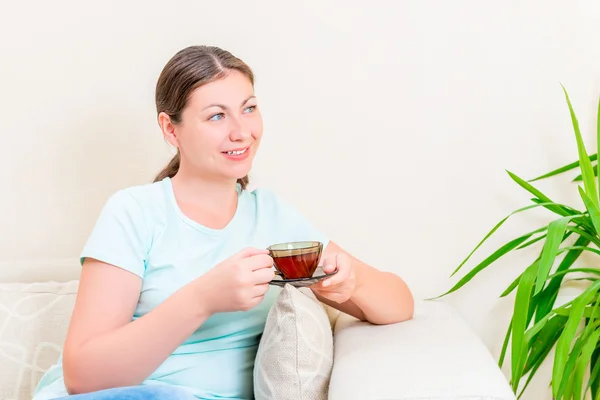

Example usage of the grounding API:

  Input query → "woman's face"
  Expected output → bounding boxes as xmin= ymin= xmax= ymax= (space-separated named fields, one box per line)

xmin=161 ymin=70 xmax=263 ymax=183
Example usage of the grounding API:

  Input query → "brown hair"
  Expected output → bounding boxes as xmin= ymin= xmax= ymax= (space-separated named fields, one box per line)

xmin=153 ymin=45 xmax=254 ymax=189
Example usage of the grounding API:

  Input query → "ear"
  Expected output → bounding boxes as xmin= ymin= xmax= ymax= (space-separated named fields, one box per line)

xmin=158 ymin=112 xmax=179 ymax=148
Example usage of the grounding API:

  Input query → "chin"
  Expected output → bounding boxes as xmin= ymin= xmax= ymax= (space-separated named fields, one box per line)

xmin=224 ymin=167 xmax=252 ymax=182
xmin=218 ymin=154 xmax=254 ymax=182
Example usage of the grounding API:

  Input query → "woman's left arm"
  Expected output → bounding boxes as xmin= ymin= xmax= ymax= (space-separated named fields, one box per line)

xmin=310 ymin=241 xmax=414 ymax=325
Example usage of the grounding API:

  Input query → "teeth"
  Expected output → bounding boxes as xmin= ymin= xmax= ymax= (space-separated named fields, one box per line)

xmin=226 ymin=148 xmax=247 ymax=155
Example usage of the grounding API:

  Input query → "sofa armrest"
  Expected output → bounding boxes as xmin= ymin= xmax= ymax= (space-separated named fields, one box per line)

xmin=328 ymin=300 xmax=516 ymax=400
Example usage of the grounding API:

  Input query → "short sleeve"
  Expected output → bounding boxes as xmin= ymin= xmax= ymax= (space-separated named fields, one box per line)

xmin=80 ymin=190 xmax=149 ymax=278
xmin=254 ymin=188 xmax=330 ymax=250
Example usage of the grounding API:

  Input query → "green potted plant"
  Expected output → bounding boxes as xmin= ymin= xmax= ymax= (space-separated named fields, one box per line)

xmin=435 ymin=86 xmax=600 ymax=400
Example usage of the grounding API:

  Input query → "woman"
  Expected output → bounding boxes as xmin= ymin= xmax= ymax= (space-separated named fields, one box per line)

xmin=33 ymin=45 xmax=414 ymax=400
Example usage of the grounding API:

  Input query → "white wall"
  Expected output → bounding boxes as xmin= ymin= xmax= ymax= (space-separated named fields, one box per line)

xmin=2 ymin=0 xmax=600 ymax=398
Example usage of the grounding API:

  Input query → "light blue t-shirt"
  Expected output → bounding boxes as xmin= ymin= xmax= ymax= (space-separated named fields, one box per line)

xmin=33 ymin=177 xmax=329 ymax=400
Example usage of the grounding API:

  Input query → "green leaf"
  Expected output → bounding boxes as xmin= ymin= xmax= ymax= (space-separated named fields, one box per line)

xmin=502 ymin=228 xmax=578 ymax=299
xmin=556 ymin=321 xmax=600 ymax=399
xmin=535 ymin=235 xmax=591 ymax=323
xmin=529 ymin=197 xmax=585 ymax=221
xmin=524 ymin=314 xmax=568 ymax=370
xmin=511 ymin=261 xmax=539 ymax=391
xmin=449 ymin=202 xmax=555 ymax=278
xmin=431 ymin=227 xmax=547 ymax=300
xmin=524 ymin=307 xmax=564 ymax=343
xmin=557 ymin=245 xmax=600 ymax=258
xmin=578 ymin=186 xmax=600 ymax=235
xmin=566 ymin=225 xmax=600 ymax=247
xmin=573 ymin=329 xmax=600 ymax=400
xmin=499 ymin=318 xmax=512 ymax=368
xmin=563 ymin=84 xmax=598 ymax=205
xmin=588 ymin=296 xmax=600 ymax=326
xmin=529 ymin=153 xmax=598 ymax=182
xmin=563 ymin=377 xmax=576 ymax=400
xmin=516 ymin=232 xmax=548 ymax=250
xmin=553 ymin=280 xmax=600 ymax=398
xmin=514 ymin=296 xmax=576 ymax=394
xmin=569 ymin=215 xmax=596 ymax=234
xmin=508 ymin=171 xmax=579 ymax=217
xmin=564 ymin=277 xmax=599 ymax=285
xmin=547 ymin=267 xmax=600 ymax=280
xmin=555 ymin=306 xmax=600 ymax=319
xmin=587 ymin=348 xmax=600 ymax=399
xmin=515 ymin=301 xmax=571 ymax=395
xmin=572 ymin=163 xmax=598 ymax=182
xmin=501 ymin=274 xmax=522 ymax=298
xmin=556 ymin=329 xmax=592 ymax=399
xmin=597 ymin=94 xmax=600 ymax=203
xmin=517 ymin=356 xmax=544 ymax=399
xmin=534 ymin=216 xmax=577 ymax=295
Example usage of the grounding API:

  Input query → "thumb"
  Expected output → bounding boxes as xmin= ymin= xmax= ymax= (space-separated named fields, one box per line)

xmin=322 ymin=254 xmax=337 ymax=274
xmin=231 ymin=247 xmax=269 ymax=260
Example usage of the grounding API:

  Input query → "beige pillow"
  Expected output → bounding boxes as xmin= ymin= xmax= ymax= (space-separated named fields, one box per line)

xmin=0 ymin=280 xmax=77 ymax=400
xmin=254 ymin=284 xmax=334 ymax=400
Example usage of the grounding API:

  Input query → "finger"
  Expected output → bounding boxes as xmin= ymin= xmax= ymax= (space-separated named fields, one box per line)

xmin=322 ymin=255 xmax=337 ymax=274
xmin=245 ymin=254 xmax=275 ymax=271
xmin=252 ymin=267 xmax=276 ymax=284
xmin=322 ymin=271 xmax=348 ymax=289
xmin=248 ymin=295 xmax=264 ymax=309
xmin=231 ymin=247 xmax=269 ymax=260
xmin=323 ymin=254 xmax=351 ymax=286
xmin=321 ymin=267 xmax=349 ymax=288
xmin=252 ymin=283 xmax=270 ymax=298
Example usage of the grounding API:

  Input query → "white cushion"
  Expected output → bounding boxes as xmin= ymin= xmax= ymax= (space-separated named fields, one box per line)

xmin=253 ymin=284 xmax=334 ymax=400
xmin=328 ymin=300 xmax=515 ymax=400
xmin=0 ymin=281 xmax=77 ymax=400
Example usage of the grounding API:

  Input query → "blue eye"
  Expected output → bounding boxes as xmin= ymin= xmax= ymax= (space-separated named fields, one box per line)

xmin=209 ymin=113 xmax=224 ymax=121
xmin=244 ymin=106 xmax=256 ymax=113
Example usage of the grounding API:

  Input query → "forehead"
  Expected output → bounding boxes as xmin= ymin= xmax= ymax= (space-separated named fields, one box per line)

xmin=187 ymin=70 xmax=254 ymax=108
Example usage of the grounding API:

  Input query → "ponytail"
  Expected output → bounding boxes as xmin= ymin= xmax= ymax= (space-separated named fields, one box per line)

xmin=237 ymin=175 xmax=249 ymax=190
xmin=153 ymin=152 xmax=180 ymax=182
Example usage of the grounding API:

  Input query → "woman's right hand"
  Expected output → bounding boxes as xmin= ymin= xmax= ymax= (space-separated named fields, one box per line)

xmin=193 ymin=247 xmax=276 ymax=314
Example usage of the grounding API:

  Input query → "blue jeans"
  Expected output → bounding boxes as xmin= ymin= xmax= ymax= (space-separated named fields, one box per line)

xmin=52 ymin=385 xmax=197 ymax=399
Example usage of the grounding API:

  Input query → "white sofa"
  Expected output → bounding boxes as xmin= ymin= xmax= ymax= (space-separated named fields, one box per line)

xmin=0 ymin=276 xmax=516 ymax=400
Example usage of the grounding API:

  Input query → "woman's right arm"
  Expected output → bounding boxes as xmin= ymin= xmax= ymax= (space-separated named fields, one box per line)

xmin=62 ymin=246 xmax=274 ymax=395
xmin=62 ymin=258 xmax=211 ymax=394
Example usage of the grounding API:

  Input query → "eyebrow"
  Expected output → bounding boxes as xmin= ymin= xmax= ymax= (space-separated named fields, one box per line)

xmin=203 ymin=95 xmax=256 ymax=111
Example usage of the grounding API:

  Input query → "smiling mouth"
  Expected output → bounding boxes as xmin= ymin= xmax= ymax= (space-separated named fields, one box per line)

xmin=223 ymin=148 xmax=248 ymax=155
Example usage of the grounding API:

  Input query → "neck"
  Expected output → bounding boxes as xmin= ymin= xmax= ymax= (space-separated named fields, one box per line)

xmin=170 ymin=166 xmax=239 ymax=217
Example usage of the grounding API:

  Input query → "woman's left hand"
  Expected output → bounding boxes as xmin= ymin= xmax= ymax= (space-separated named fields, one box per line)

xmin=310 ymin=252 xmax=357 ymax=303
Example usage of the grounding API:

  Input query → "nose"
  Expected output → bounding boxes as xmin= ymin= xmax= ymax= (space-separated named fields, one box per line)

xmin=228 ymin=115 xmax=251 ymax=142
